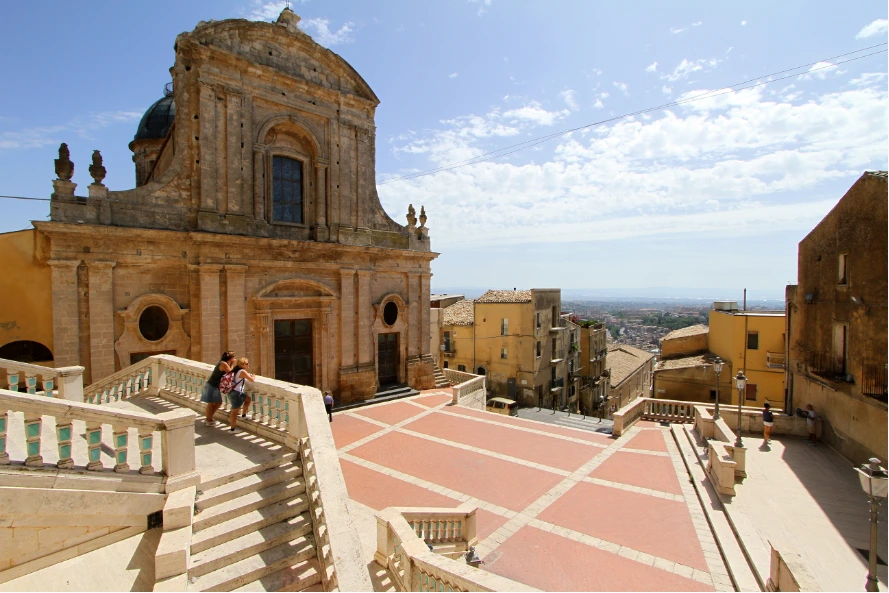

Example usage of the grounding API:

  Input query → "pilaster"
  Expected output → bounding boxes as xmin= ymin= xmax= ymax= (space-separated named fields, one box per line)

xmin=357 ymin=270 xmax=372 ymax=365
xmin=87 ymin=261 xmax=116 ymax=381
xmin=339 ymin=270 xmax=356 ymax=367
xmin=420 ymin=273 xmax=432 ymax=356
xmin=407 ymin=271 xmax=421 ymax=357
xmin=225 ymin=265 xmax=247 ymax=356
xmin=48 ymin=260 xmax=81 ymax=368
xmin=199 ymin=265 xmax=223 ymax=364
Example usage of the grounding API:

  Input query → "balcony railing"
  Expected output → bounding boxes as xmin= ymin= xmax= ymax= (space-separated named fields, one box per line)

xmin=862 ymin=362 xmax=888 ymax=402
xmin=766 ymin=351 xmax=786 ymax=369
xmin=805 ymin=351 xmax=853 ymax=382
xmin=549 ymin=377 xmax=564 ymax=392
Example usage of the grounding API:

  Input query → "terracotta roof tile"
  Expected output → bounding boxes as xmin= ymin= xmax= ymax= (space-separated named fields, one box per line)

xmin=476 ymin=289 xmax=533 ymax=304
xmin=442 ymin=299 xmax=475 ymax=326
xmin=662 ymin=324 xmax=709 ymax=341
xmin=606 ymin=344 xmax=655 ymax=387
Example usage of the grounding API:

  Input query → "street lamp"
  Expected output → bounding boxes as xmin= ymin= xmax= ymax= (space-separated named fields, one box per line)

xmin=713 ymin=357 xmax=724 ymax=420
xmin=734 ymin=371 xmax=746 ymax=448
xmin=855 ymin=458 xmax=888 ymax=592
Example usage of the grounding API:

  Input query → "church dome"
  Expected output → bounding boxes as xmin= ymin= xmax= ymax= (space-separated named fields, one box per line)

xmin=133 ymin=94 xmax=175 ymax=142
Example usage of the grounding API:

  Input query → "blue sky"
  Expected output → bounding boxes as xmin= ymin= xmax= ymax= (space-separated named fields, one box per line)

xmin=0 ymin=1 xmax=886 ymax=298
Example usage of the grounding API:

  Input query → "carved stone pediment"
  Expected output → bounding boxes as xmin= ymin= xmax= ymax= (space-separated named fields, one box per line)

xmin=254 ymin=278 xmax=337 ymax=307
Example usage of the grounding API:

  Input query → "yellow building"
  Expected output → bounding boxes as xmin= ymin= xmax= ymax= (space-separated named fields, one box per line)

xmin=440 ymin=289 xmax=581 ymax=409
xmin=708 ymin=303 xmax=785 ymax=407
xmin=579 ymin=322 xmax=609 ymax=414
xmin=0 ymin=230 xmax=54 ymax=364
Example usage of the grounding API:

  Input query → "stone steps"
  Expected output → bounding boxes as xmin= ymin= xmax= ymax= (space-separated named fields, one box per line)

xmin=193 ymin=480 xmax=308 ymax=532
xmin=189 ymin=536 xmax=317 ymax=591
xmin=196 ymin=463 xmax=303 ymax=511
xmin=432 ymin=362 xmax=451 ymax=388
xmin=230 ymin=558 xmax=322 ymax=592
xmin=191 ymin=497 xmax=311 ymax=555
xmin=199 ymin=452 xmax=299 ymax=492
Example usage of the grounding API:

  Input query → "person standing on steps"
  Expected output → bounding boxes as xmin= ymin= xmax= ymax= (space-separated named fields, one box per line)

xmin=324 ymin=391 xmax=334 ymax=422
xmin=806 ymin=404 xmax=818 ymax=446
xmin=227 ymin=358 xmax=255 ymax=432
xmin=201 ymin=351 xmax=235 ymax=426
xmin=762 ymin=402 xmax=774 ymax=444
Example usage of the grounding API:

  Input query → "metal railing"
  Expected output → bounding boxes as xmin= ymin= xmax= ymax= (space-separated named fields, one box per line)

xmin=862 ymin=362 xmax=888 ymax=401
xmin=766 ymin=351 xmax=786 ymax=369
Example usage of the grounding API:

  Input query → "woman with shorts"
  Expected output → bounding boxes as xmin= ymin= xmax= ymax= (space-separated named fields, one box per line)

xmin=227 ymin=357 xmax=255 ymax=432
xmin=762 ymin=402 xmax=774 ymax=443
xmin=201 ymin=351 xmax=235 ymax=426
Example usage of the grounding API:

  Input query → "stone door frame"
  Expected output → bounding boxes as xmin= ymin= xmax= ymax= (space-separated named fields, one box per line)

xmin=372 ymin=294 xmax=409 ymax=386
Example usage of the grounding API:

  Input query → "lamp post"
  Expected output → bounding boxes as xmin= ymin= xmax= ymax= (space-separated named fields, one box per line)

xmin=734 ymin=371 xmax=746 ymax=448
xmin=855 ymin=458 xmax=888 ymax=592
xmin=713 ymin=357 xmax=724 ymax=420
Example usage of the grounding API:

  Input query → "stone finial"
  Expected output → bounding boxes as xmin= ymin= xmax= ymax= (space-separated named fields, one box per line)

xmin=277 ymin=7 xmax=303 ymax=34
xmin=88 ymin=150 xmax=106 ymax=186
xmin=419 ymin=206 xmax=427 ymax=229
xmin=55 ymin=143 xmax=74 ymax=181
xmin=406 ymin=204 xmax=417 ymax=227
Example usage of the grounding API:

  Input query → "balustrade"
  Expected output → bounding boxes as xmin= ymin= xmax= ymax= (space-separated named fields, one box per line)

xmin=0 ymin=357 xmax=84 ymax=401
xmin=83 ymin=358 xmax=153 ymax=404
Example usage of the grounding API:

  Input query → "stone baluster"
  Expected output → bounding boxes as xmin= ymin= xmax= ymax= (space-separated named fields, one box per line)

xmin=138 ymin=431 xmax=154 ymax=474
xmin=113 ymin=425 xmax=129 ymax=472
xmin=56 ymin=419 xmax=74 ymax=469
xmin=25 ymin=373 xmax=37 ymax=395
xmin=41 ymin=375 xmax=55 ymax=397
xmin=0 ymin=409 xmax=8 ymax=464
xmin=86 ymin=422 xmax=104 ymax=470
xmin=24 ymin=413 xmax=43 ymax=466
xmin=7 ymin=371 xmax=19 ymax=392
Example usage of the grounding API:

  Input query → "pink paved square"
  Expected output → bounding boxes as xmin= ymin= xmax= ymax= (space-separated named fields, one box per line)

xmin=348 ymin=431 xmax=563 ymax=512
xmin=538 ymin=481 xmax=708 ymax=571
xmin=331 ymin=414 xmax=385 ymax=449
xmin=484 ymin=525 xmax=713 ymax=592
xmin=590 ymin=450 xmax=683 ymax=495
xmin=443 ymin=406 xmax=612 ymax=445
xmin=404 ymin=411 xmax=601 ymax=472
xmin=625 ymin=428 xmax=670 ymax=452
xmin=340 ymin=459 xmax=460 ymax=510
xmin=411 ymin=393 xmax=452 ymax=408
xmin=475 ymin=509 xmax=510 ymax=541
xmin=352 ymin=401 xmax=426 ymax=425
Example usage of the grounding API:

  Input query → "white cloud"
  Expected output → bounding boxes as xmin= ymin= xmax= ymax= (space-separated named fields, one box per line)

xmin=559 ymin=90 xmax=579 ymax=111
xmin=670 ymin=27 xmax=687 ymax=35
xmin=591 ymin=68 xmax=603 ymax=76
xmin=741 ymin=20 xmax=747 ymax=26
xmin=663 ymin=58 xmax=720 ymax=82
xmin=613 ymin=81 xmax=629 ymax=95
xmin=299 ymin=17 xmax=356 ymax=46
xmin=597 ymin=91 xmax=610 ymax=100
xmin=856 ymin=18 xmax=888 ymax=39
xmin=662 ymin=85 xmax=672 ymax=95
xmin=380 ymin=84 xmax=888 ymax=249
xmin=0 ymin=110 xmax=142 ymax=150
xmin=593 ymin=99 xmax=605 ymax=109
xmin=468 ymin=0 xmax=493 ymax=16
xmin=692 ymin=21 xmax=702 ymax=27
xmin=246 ymin=0 xmax=289 ymax=21
xmin=502 ymin=102 xmax=570 ymax=126
xmin=797 ymin=61 xmax=839 ymax=81
xmin=645 ymin=61 xmax=658 ymax=73
xmin=449 ymin=72 xmax=459 ymax=79
xmin=850 ymin=72 xmax=888 ymax=87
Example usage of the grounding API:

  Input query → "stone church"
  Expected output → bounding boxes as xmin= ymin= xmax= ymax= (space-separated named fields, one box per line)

xmin=16 ymin=9 xmax=436 ymax=402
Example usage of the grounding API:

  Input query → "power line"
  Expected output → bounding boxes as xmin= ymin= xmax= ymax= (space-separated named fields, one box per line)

xmin=379 ymin=43 xmax=888 ymax=185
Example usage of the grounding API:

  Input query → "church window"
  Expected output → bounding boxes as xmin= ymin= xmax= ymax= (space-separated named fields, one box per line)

xmin=272 ymin=156 xmax=304 ymax=224
xmin=139 ymin=306 xmax=170 ymax=342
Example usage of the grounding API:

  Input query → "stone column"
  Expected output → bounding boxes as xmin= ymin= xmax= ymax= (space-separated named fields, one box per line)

xmin=257 ymin=313 xmax=270 ymax=377
xmin=87 ymin=261 xmax=116 ymax=381
xmin=253 ymin=148 xmax=265 ymax=221
xmin=225 ymin=265 xmax=247 ymax=356
xmin=199 ymin=265 xmax=223 ymax=364
xmin=357 ymin=271 xmax=373 ymax=366
xmin=314 ymin=161 xmax=329 ymax=241
xmin=339 ymin=270 xmax=356 ymax=368
xmin=420 ymin=273 xmax=432 ymax=356
xmin=198 ymin=83 xmax=218 ymax=212
xmin=407 ymin=272 xmax=421 ymax=358
xmin=48 ymin=260 xmax=81 ymax=368
xmin=226 ymin=90 xmax=243 ymax=215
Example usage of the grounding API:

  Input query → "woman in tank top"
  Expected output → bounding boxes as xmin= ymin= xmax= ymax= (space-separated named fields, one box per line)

xmin=201 ymin=351 xmax=235 ymax=426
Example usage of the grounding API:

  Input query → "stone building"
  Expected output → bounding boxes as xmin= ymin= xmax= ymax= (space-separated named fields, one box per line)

xmin=2 ymin=9 xmax=437 ymax=403
xmin=786 ymin=171 xmax=887 ymax=463
xmin=578 ymin=321 xmax=609 ymax=414
xmin=439 ymin=289 xmax=581 ymax=409
xmin=606 ymin=344 xmax=655 ymax=412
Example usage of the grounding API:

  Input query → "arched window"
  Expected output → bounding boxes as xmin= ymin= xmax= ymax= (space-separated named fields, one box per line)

xmin=272 ymin=156 xmax=304 ymax=224
xmin=0 ymin=340 xmax=53 ymax=363
xmin=477 ymin=367 xmax=486 ymax=376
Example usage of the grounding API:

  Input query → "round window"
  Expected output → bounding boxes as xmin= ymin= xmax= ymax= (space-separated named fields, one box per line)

xmin=139 ymin=306 xmax=170 ymax=341
xmin=383 ymin=301 xmax=399 ymax=326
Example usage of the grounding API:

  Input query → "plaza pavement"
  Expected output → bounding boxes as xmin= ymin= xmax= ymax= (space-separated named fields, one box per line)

xmin=331 ymin=389 xmax=732 ymax=591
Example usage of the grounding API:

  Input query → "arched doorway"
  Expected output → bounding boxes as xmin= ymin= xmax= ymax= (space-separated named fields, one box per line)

xmin=0 ymin=340 xmax=53 ymax=364
xmin=477 ymin=367 xmax=486 ymax=376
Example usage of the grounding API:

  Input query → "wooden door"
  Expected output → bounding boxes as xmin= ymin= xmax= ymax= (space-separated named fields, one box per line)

xmin=377 ymin=333 xmax=399 ymax=385
xmin=274 ymin=319 xmax=313 ymax=386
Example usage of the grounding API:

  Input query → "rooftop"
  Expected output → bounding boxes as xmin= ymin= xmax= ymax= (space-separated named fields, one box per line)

xmin=430 ymin=293 xmax=464 ymax=300
xmin=711 ymin=309 xmax=785 ymax=317
xmin=476 ymin=289 xmax=533 ymax=304
xmin=662 ymin=324 xmax=709 ymax=341
xmin=607 ymin=344 xmax=656 ymax=387
xmin=656 ymin=352 xmax=724 ymax=371
xmin=441 ymin=298 xmax=475 ymax=326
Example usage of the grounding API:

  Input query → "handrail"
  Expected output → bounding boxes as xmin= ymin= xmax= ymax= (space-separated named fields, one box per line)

xmin=0 ymin=357 xmax=84 ymax=401
xmin=375 ymin=507 xmax=537 ymax=592
xmin=82 ymin=357 xmax=154 ymax=404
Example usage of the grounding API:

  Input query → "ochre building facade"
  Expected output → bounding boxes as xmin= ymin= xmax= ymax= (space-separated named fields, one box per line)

xmin=3 ymin=9 xmax=437 ymax=402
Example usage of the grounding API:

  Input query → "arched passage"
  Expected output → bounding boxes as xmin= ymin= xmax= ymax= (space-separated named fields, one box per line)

xmin=0 ymin=340 xmax=53 ymax=363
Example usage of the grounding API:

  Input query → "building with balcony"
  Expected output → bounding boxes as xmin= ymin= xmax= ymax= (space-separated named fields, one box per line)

xmin=578 ymin=321 xmax=609 ymax=414
xmin=439 ymin=289 xmax=580 ymax=408
xmin=786 ymin=170 xmax=887 ymax=463
xmin=605 ymin=344 xmax=655 ymax=412
xmin=0 ymin=8 xmax=437 ymax=404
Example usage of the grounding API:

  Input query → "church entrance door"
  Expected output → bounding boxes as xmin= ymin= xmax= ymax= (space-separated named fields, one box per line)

xmin=274 ymin=319 xmax=313 ymax=386
xmin=377 ymin=333 xmax=399 ymax=386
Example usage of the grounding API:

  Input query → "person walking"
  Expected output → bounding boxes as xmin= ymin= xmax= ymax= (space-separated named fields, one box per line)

xmin=227 ymin=358 xmax=255 ymax=432
xmin=762 ymin=402 xmax=774 ymax=443
xmin=201 ymin=351 xmax=235 ymax=426
xmin=324 ymin=391 xmax=334 ymax=422
xmin=806 ymin=404 xmax=818 ymax=446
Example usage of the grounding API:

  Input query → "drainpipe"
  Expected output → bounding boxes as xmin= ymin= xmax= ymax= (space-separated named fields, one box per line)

xmin=472 ymin=301 xmax=477 ymax=374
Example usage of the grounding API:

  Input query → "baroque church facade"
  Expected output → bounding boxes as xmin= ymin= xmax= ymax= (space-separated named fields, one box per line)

xmin=30 ymin=9 xmax=436 ymax=402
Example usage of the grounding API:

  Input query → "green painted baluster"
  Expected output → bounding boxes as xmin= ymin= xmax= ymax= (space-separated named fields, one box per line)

xmin=56 ymin=420 xmax=74 ymax=469
xmin=24 ymin=413 xmax=43 ymax=466
xmin=138 ymin=432 xmax=153 ymax=474
xmin=112 ymin=426 xmax=129 ymax=472
xmin=0 ymin=410 xmax=9 ymax=465
xmin=85 ymin=422 xmax=104 ymax=471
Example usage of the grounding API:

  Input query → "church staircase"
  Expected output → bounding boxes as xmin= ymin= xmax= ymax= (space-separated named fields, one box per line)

xmin=432 ymin=362 xmax=451 ymax=389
